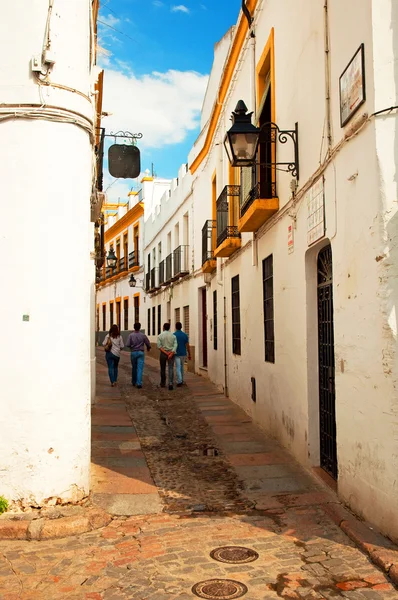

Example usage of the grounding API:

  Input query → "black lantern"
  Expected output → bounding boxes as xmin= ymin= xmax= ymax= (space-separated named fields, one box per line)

xmin=106 ymin=247 xmax=117 ymax=269
xmin=224 ymin=100 xmax=260 ymax=167
xmin=129 ymin=274 xmax=136 ymax=288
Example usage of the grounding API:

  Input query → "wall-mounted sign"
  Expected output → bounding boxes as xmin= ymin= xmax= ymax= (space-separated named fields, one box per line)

xmin=307 ymin=177 xmax=325 ymax=246
xmin=339 ymin=43 xmax=366 ymax=127
xmin=108 ymin=144 xmax=141 ymax=179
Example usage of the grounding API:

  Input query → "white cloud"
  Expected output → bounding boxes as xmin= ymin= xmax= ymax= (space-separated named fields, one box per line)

xmin=171 ymin=5 xmax=190 ymax=14
xmin=153 ymin=1 xmax=164 ymax=6
xmin=102 ymin=68 xmax=208 ymax=150
xmin=99 ymin=13 xmax=120 ymax=27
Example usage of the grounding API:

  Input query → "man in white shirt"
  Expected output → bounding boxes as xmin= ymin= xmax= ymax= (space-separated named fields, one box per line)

xmin=157 ymin=322 xmax=177 ymax=390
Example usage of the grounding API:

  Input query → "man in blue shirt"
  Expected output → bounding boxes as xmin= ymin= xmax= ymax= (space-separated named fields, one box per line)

xmin=126 ymin=322 xmax=151 ymax=389
xmin=174 ymin=322 xmax=191 ymax=387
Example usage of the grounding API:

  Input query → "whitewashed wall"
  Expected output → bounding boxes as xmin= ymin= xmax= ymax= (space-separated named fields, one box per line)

xmin=0 ymin=0 xmax=96 ymax=504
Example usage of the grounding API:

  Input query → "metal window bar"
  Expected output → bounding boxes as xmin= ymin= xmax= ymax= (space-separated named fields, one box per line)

xmin=202 ymin=220 xmax=215 ymax=265
xmin=165 ymin=253 xmax=173 ymax=282
xmin=145 ymin=272 xmax=150 ymax=292
xmin=159 ymin=260 xmax=165 ymax=285
xmin=231 ymin=275 xmax=241 ymax=355
xmin=213 ymin=290 xmax=218 ymax=351
xmin=262 ymin=255 xmax=275 ymax=363
xmin=173 ymin=245 xmax=189 ymax=278
xmin=119 ymin=256 xmax=127 ymax=272
xmin=128 ymin=251 xmax=136 ymax=269
xmin=216 ymin=186 xmax=241 ymax=247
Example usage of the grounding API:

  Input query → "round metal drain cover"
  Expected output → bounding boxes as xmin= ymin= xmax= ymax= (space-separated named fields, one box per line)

xmin=192 ymin=579 xmax=248 ymax=599
xmin=210 ymin=546 xmax=259 ymax=564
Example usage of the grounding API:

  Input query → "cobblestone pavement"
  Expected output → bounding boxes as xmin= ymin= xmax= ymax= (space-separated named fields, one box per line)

xmin=0 ymin=353 xmax=396 ymax=599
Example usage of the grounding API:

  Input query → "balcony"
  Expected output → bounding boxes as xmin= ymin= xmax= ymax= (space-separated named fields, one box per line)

xmin=165 ymin=253 xmax=173 ymax=283
xmin=202 ymin=220 xmax=216 ymax=273
xmin=150 ymin=267 xmax=160 ymax=292
xmin=214 ymin=185 xmax=241 ymax=258
xmin=128 ymin=251 xmax=138 ymax=269
xmin=173 ymin=245 xmax=189 ymax=279
xmin=159 ymin=259 xmax=165 ymax=286
xmin=238 ymin=126 xmax=279 ymax=232
xmin=145 ymin=272 xmax=150 ymax=292
xmin=119 ymin=256 xmax=128 ymax=273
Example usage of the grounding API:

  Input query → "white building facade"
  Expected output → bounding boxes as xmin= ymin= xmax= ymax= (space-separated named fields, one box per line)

xmin=0 ymin=0 xmax=103 ymax=505
xmin=143 ymin=0 xmax=398 ymax=542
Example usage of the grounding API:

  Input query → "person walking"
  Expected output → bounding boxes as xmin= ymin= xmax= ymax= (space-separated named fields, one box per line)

xmin=174 ymin=321 xmax=191 ymax=387
xmin=103 ymin=324 xmax=124 ymax=386
xmin=157 ymin=322 xmax=177 ymax=390
xmin=126 ymin=322 xmax=151 ymax=389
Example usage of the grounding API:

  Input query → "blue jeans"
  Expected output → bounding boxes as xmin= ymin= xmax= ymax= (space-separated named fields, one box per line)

xmin=105 ymin=351 xmax=120 ymax=384
xmin=175 ymin=356 xmax=185 ymax=384
xmin=131 ymin=351 xmax=145 ymax=386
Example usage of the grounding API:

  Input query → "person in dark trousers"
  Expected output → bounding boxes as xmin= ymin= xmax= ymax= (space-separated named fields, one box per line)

xmin=157 ymin=322 xmax=177 ymax=390
xmin=102 ymin=324 xmax=124 ymax=386
xmin=174 ymin=321 xmax=191 ymax=386
xmin=126 ymin=322 xmax=151 ymax=388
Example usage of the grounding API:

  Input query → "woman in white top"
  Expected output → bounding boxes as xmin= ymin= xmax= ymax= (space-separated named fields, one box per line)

xmin=103 ymin=324 xmax=124 ymax=386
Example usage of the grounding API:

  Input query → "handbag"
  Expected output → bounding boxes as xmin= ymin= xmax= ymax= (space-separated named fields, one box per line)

xmin=104 ymin=335 xmax=113 ymax=352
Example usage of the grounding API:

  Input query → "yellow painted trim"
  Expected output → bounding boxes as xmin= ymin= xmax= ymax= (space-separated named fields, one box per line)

xmin=129 ymin=265 xmax=140 ymax=274
xmin=141 ymin=176 xmax=153 ymax=182
xmin=189 ymin=0 xmax=258 ymax=175
xmin=133 ymin=292 xmax=140 ymax=302
xmin=214 ymin=237 xmax=241 ymax=258
xmin=212 ymin=170 xmax=217 ymax=251
xmin=202 ymin=259 xmax=216 ymax=274
xmin=238 ymin=197 xmax=279 ymax=232
xmin=128 ymin=191 xmax=139 ymax=196
xmin=104 ymin=202 xmax=144 ymax=243
xmin=256 ymin=28 xmax=276 ymax=185
xmin=123 ymin=296 xmax=129 ymax=302
xmin=102 ymin=302 xmax=106 ymax=306
xmin=115 ymin=297 xmax=121 ymax=303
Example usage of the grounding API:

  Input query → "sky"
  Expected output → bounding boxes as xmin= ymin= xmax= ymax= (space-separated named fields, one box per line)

xmin=98 ymin=0 xmax=243 ymax=203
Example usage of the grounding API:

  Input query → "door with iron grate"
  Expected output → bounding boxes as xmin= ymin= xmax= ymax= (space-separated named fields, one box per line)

xmin=317 ymin=245 xmax=338 ymax=479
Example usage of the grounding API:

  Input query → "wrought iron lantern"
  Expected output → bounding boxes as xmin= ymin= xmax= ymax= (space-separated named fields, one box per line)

xmin=106 ymin=247 xmax=117 ymax=269
xmin=224 ymin=100 xmax=260 ymax=167
xmin=129 ymin=274 xmax=137 ymax=288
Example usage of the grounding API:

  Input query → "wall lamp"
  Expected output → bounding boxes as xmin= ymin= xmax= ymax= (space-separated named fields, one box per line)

xmin=224 ymin=100 xmax=300 ymax=179
xmin=129 ymin=274 xmax=144 ymax=288
xmin=106 ymin=247 xmax=117 ymax=269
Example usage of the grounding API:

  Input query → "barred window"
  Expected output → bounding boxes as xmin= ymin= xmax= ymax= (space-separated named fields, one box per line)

xmin=158 ymin=305 xmax=162 ymax=335
xmin=213 ymin=290 xmax=218 ymax=350
xmin=102 ymin=304 xmax=106 ymax=331
xmin=175 ymin=307 xmax=180 ymax=326
xmin=134 ymin=296 xmax=139 ymax=325
xmin=152 ymin=306 xmax=156 ymax=336
xmin=124 ymin=298 xmax=129 ymax=331
xmin=110 ymin=303 xmax=114 ymax=327
xmin=183 ymin=305 xmax=190 ymax=336
xmin=147 ymin=307 xmax=151 ymax=336
xmin=263 ymin=254 xmax=275 ymax=362
xmin=231 ymin=275 xmax=241 ymax=355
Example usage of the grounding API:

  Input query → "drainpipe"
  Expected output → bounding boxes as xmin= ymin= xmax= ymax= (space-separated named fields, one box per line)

xmin=324 ymin=0 xmax=333 ymax=151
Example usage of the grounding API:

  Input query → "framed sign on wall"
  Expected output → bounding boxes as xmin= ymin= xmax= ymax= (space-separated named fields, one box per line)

xmin=339 ymin=43 xmax=366 ymax=127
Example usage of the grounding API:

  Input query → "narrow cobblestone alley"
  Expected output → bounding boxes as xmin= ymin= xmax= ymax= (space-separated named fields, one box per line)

xmin=0 ymin=353 xmax=397 ymax=600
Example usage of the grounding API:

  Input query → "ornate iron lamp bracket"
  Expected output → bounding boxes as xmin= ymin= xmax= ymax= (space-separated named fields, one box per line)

xmin=257 ymin=122 xmax=299 ymax=180
xmin=108 ymin=131 xmax=143 ymax=144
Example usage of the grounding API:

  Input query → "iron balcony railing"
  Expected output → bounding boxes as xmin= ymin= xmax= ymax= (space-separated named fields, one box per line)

xmin=165 ymin=253 xmax=173 ymax=283
xmin=173 ymin=245 xmax=189 ymax=278
xmin=119 ymin=256 xmax=128 ymax=273
xmin=150 ymin=267 xmax=160 ymax=291
xmin=240 ymin=125 xmax=277 ymax=217
xmin=202 ymin=220 xmax=215 ymax=266
xmin=105 ymin=266 xmax=112 ymax=279
xmin=128 ymin=251 xmax=137 ymax=269
xmin=216 ymin=185 xmax=241 ymax=247
xmin=159 ymin=259 xmax=165 ymax=285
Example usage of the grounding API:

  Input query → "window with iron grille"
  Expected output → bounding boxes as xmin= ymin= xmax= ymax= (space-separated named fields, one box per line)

xmin=183 ymin=305 xmax=190 ymax=336
xmin=158 ymin=305 xmax=161 ymax=335
xmin=175 ymin=307 xmax=180 ymax=326
xmin=96 ymin=306 xmax=99 ymax=331
xmin=110 ymin=303 xmax=114 ymax=327
xmin=134 ymin=296 xmax=140 ymax=325
xmin=231 ymin=275 xmax=241 ymax=355
xmin=124 ymin=298 xmax=129 ymax=331
xmin=152 ymin=306 xmax=156 ymax=336
xmin=147 ymin=308 xmax=151 ymax=336
xmin=263 ymin=254 xmax=275 ymax=363
xmin=102 ymin=304 xmax=106 ymax=331
xmin=213 ymin=290 xmax=218 ymax=350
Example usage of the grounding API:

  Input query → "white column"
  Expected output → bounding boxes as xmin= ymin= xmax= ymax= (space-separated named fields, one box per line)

xmin=0 ymin=0 xmax=95 ymax=505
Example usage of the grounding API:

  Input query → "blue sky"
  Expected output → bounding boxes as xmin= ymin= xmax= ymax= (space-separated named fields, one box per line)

xmin=98 ymin=0 xmax=242 ymax=201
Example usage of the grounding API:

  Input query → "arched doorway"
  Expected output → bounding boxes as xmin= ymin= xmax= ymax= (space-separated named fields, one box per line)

xmin=317 ymin=245 xmax=338 ymax=479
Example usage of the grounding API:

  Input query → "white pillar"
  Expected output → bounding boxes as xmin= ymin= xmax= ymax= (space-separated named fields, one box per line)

xmin=0 ymin=0 xmax=95 ymax=505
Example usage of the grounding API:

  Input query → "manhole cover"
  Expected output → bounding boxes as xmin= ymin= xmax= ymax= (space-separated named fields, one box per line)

xmin=192 ymin=579 xmax=248 ymax=599
xmin=210 ymin=546 xmax=259 ymax=564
